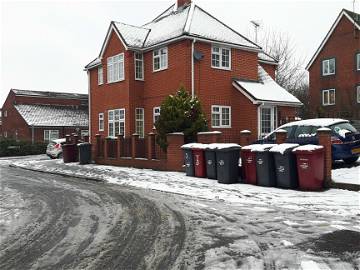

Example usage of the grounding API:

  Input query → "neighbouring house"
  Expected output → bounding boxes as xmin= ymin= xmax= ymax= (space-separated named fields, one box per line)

xmin=1 ymin=89 xmax=89 ymax=143
xmin=85 ymin=0 xmax=302 ymax=145
xmin=306 ymin=9 xmax=360 ymax=129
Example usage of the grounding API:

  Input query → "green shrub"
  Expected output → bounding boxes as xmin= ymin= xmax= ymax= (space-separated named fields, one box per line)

xmin=0 ymin=139 xmax=47 ymax=157
xmin=155 ymin=86 xmax=208 ymax=151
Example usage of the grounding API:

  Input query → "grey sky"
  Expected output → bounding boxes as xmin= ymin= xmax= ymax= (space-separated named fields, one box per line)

xmin=0 ymin=0 xmax=358 ymax=106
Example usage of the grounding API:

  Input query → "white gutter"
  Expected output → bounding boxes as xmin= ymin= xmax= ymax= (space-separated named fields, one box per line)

xmin=191 ymin=38 xmax=196 ymax=98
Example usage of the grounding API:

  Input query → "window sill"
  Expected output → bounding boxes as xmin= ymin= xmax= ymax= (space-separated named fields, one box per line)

xmin=211 ymin=66 xmax=231 ymax=71
xmin=321 ymin=73 xmax=335 ymax=77
xmin=211 ymin=126 xmax=231 ymax=129
xmin=153 ymin=67 xmax=168 ymax=73
xmin=322 ymin=104 xmax=336 ymax=106
xmin=135 ymin=78 xmax=144 ymax=81
xmin=107 ymin=79 xmax=125 ymax=84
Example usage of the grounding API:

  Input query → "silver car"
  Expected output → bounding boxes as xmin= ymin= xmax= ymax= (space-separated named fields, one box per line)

xmin=46 ymin=138 xmax=66 ymax=159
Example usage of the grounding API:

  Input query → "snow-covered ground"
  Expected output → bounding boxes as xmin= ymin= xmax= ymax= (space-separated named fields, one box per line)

xmin=332 ymin=158 xmax=360 ymax=185
xmin=10 ymin=158 xmax=360 ymax=218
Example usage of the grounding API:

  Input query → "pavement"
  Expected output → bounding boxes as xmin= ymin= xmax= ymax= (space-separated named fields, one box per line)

xmin=1 ymin=155 xmax=360 ymax=269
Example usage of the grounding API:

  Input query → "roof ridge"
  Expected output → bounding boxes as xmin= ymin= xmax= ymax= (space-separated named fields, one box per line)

xmin=11 ymin=89 xmax=88 ymax=97
xmin=113 ymin=21 xmax=150 ymax=31
xmin=143 ymin=4 xmax=175 ymax=26
xmin=183 ymin=2 xmax=195 ymax=33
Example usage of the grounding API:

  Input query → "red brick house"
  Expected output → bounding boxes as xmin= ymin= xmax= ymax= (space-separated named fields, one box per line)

xmin=1 ymin=89 xmax=89 ymax=143
xmin=85 ymin=0 xmax=301 ymax=145
xmin=306 ymin=9 xmax=360 ymax=126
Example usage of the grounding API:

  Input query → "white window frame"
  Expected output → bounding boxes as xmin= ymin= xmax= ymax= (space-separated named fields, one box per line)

xmin=153 ymin=47 xmax=168 ymax=72
xmin=134 ymin=52 xmax=144 ymax=80
xmin=211 ymin=105 xmax=231 ymax=128
xmin=108 ymin=109 xmax=125 ymax=137
xmin=98 ymin=113 xmax=104 ymax=131
xmin=357 ymin=85 xmax=360 ymax=103
xmin=322 ymin=58 xmax=335 ymax=76
xmin=357 ymin=53 xmax=360 ymax=71
xmin=258 ymin=106 xmax=277 ymax=138
xmin=135 ymin=108 xmax=145 ymax=138
xmin=107 ymin=53 xmax=125 ymax=83
xmin=153 ymin=107 xmax=161 ymax=124
xmin=44 ymin=130 xmax=59 ymax=142
xmin=211 ymin=45 xmax=231 ymax=70
xmin=98 ymin=66 xmax=103 ymax=85
xmin=322 ymin=89 xmax=336 ymax=106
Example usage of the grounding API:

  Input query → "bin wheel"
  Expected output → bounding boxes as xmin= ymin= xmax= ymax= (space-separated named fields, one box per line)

xmin=343 ymin=157 xmax=358 ymax=165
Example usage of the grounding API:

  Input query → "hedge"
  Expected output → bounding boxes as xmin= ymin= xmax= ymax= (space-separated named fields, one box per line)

xmin=0 ymin=139 xmax=47 ymax=157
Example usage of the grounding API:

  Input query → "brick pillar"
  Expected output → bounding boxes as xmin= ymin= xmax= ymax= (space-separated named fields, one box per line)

xmin=275 ymin=129 xmax=287 ymax=144
xmin=65 ymin=134 xmax=71 ymax=144
xmin=131 ymin=133 xmax=139 ymax=159
xmin=166 ymin=132 xmax=185 ymax=171
xmin=317 ymin=128 xmax=332 ymax=187
xmin=147 ymin=132 xmax=155 ymax=160
xmin=105 ymin=137 xmax=112 ymax=159
xmin=239 ymin=130 xmax=252 ymax=146
xmin=95 ymin=134 xmax=101 ymax=158
xmin=117 ymin=135 xmax=124 ymax=158
xmin=197 ymin=131 xmax=222 ymax=144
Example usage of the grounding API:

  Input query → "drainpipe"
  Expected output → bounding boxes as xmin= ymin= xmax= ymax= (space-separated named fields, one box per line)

xmin=87 ymin=70 xmax=91 ymax=143
xmin=31 ymin=125 xmax=34 ymax=144
xmin=191 ymin=38 xmax=196 ymax=98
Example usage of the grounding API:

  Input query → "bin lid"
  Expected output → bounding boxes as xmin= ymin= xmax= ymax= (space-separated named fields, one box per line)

xmin=181 ymin=143 xmax=208 ymax=149
xmin=292 ymin=144 xmax=324 ymax=153
xmin=207 ymin=143 xmax=241 ymax=151
xmin=269 ymin=143 xmax=299 ymax=154
xmin=77 ymin=142 xmax=91 ymax=146
xmin=242 ymin=143 xmax=276 ymax=152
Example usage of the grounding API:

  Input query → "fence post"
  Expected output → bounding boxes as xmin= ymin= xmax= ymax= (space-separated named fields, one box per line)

xmin=317 ymin=128 xmax=332 ymax=187
xmin=131 ymin=133 xmax=139 ymax=159
xmin=147 ymin=132 xmax=155 ymax=160
xmin=95 ymin=134 xmax=101 ymax=158
xmin=275 ymin=129 xmax=287 ymax=144
xmin=166 ymin=132 xmax=184 ymax=171
xmin=105 ymin=137 xmax=112 ymax=159
xmin=65 ymin=134 xmax=71 ymax=144
xmin=197 ymin=131 xmax=222 ymax=144
xmin=239 ymin=130 xmax=252 ymax=146
xmin=117 ymin=134 xmax=124 ymax=158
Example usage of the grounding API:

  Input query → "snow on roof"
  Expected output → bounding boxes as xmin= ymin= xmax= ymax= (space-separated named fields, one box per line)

xmin=11 ymin=89 xmax=88 ymax=100
xmin=84 ymin=58 xmax=101 ymax=69
xmin=280 ymin=118 xmax=348 ymax=128
xmin=113 ymin=22 xmax=150 ymax=48
xmin=233 ymin=66 xmax=302 ymax=105
xmin=258 ymin=51 xmax=278 ymax=64
xmin=15 ymin=104 xmax=88 ymax=127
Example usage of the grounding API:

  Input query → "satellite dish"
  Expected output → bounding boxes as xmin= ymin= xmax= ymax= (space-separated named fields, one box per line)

xmin=193 ymin=50 xmax=204 ymax=61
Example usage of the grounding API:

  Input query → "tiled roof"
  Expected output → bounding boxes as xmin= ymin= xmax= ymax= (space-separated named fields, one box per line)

xmin=343 ymin=9 xmax=360 ymax=26
xmin=11 ymin=89 xmax=88 ymax=100
xmin=15 ymin=104 xmax=89 ymax=127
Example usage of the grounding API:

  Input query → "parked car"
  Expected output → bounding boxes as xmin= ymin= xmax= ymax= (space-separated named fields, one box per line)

xmin=257 ymin=118 xmax=360 ymax=164
xmin=46 ymin=138 xmax=66 ymax=159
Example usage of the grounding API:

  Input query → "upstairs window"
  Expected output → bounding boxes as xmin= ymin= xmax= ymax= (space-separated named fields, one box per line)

xmin=153 ymin=107 xmax=161 ymax=124
xmin=211 ymin=105 xmax=231 ymax=128
xmin=356 ymin=53 xmax=360 ymax=71
xmin=98 ymin=66 xmax=103 ymax=85
xmin=107 ymin=53 xmax=124 ymax=83
xmin=322 ymin=58 xmax=335 ymax=76
xmin=153 ymin=47 xmax=168 ymax=72
xmin=98 ymin=113 xmax=104 ymax=131
xmin=108 ymin=109 xmax=125 ymax=137
xmin=211 ymin=46 xmax=231 ymax=70
xmin=134 ymin=52 xmax=144 ymax=80
xmin=322 ymin=89 xmax=336 ymax=106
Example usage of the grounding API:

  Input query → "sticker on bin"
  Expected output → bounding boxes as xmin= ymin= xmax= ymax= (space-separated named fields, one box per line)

xmin=246 ymin=157 xmax=253 ymax=163
xmin=299 ymin=158 xmax=309 ymax=170
xmin=218 ymin=160 xmax=225 ymax=166
xmin=257 ymin=158 xmax=264 ymax=165
xmin=207 ymin=160 xmax=213 ymax=165
xmin=195 ymin=155 xmax=200 ymax=166
xmin=277 ymin=165 xmax=285 ymax=173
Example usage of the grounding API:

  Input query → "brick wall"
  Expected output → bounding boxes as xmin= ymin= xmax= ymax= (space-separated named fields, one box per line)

xmin=308 ymin=15 xmax=360 ymax=119
xmin=259 ymin=62 xmax=277 ymax=80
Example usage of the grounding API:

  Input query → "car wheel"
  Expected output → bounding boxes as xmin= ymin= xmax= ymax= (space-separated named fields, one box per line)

xmin=343 ymin=157 xmax=358 ymax=165
xmin=57 ymin=153 xmax=63 ymax=159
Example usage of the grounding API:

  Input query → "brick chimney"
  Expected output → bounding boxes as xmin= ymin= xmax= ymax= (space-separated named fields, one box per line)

xmin=176 ymin=0 xmax=191 ymax=9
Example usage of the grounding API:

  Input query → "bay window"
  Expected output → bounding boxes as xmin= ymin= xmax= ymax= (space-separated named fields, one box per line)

xmin=107 ymin=53 xmax=124 ymax=83
xmin=211 ymin=105 xmax=231 ymax=128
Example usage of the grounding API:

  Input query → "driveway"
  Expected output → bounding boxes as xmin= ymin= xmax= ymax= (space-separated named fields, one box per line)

xmin=0 ymin=157 xmax=359 ymax=269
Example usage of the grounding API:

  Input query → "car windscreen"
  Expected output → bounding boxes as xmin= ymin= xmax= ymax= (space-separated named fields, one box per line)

xmin=330 ymin=122 xmax=358 ymax=136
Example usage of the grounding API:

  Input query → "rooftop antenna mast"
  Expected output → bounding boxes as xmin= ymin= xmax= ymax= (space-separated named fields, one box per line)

xmin=250 ymin=20 xmax=261 ymax=43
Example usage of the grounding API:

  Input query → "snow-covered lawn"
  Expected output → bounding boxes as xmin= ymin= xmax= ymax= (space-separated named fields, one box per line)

xmin=332 ymin=158 xmax=360 ymax=185
xmin=10 ymin=158 xmax=360 ymax=218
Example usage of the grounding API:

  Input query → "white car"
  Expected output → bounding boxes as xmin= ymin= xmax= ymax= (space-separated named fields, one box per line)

xmin=46 ymin=138 xmax=66 ymax=159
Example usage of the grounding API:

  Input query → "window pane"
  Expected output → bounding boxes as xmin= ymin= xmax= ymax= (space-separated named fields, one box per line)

xmin=212 ymin=113 xmax=220 ymax=127
xmin=109 ymin=111 xmax=114 ymax=121
xmin=221 ymin=107 xmax=230 ymax=126
xmin=329 ymin=59 xmax=335 ymax=73
xmin=154 ymin=57 xmax=160 ymax=70
xmin=212 ymin=54 xmax=220 ymax=67
xmin=329 ymin=90 xmax=335 ymax=104
xmin=323 ymin=60 xmax=328 ymax=75
xmin=323 ymin=91 xmax=329 ymax=105
xmin=221 ymin=49 xmax=230 ymax=67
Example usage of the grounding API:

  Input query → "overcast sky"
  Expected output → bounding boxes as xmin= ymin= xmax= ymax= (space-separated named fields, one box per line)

xmin=0 ymin=0 xmax=358 ymax=105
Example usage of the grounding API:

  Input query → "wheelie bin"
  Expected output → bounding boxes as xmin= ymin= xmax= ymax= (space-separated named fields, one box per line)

xmin=215 ymin=144 xmax=241 ymax=184
xmin=181 ymin=143 xmax=195 ymax=176
xmin=205 ymin=144 xmax=217 ymax=179
xmin=269 ymin=143 xmax=299 ymax=189
xmin=252 ymin=144 xmax=277 ymax=187
xmin=292 ymin=145 xmax=325 ymax=190
xmin=78 ymin=142 xmax=92 ymax=165
xmin=62 ymin=143 xmax=77 ymax=163
xmin=241 ymin=145 xmax=257 ymax=185
xmin=192 ymin=144 xmax=208 ymax=178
